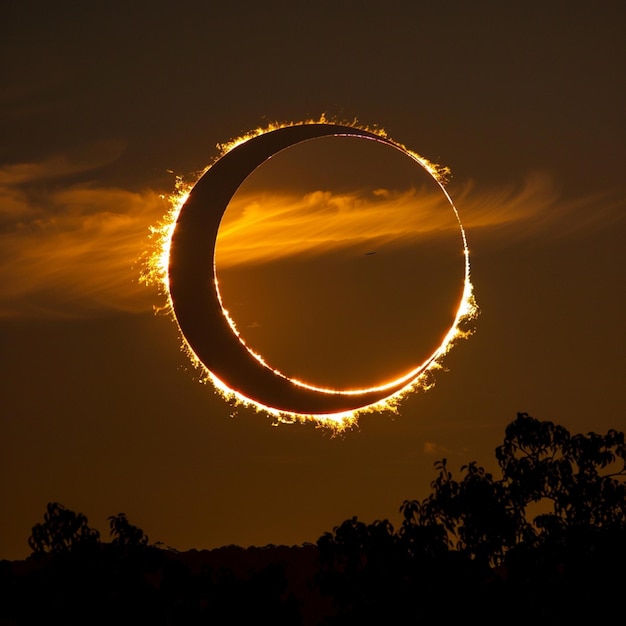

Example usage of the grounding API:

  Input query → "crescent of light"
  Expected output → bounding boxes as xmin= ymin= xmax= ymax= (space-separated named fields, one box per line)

xmin=167 ymin=123 xmax=475 ymax=418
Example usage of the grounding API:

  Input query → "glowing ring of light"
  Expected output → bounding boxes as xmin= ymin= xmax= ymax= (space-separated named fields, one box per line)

xmin=168 ymin=123 xmax=473 ymax=418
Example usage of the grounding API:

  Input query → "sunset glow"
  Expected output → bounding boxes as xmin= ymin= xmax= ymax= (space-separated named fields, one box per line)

xmin=146 ymin=119 xmax=478 ymax=429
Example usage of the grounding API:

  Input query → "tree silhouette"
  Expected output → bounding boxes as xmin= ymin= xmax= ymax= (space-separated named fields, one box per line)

xmin=317 ymin=516 xmax=405 ymax=622
xmin=108 ymin=513 xmax=149 ymax=548
xmin=496 ymin=413 xmax=626 ymax=539
xmin=399 ymin=413 xmax=626 ymax=565
xmin=401 ymin=457 xmax=520 ymax=565
xmin=9 ymin=414 xmax=625 ymax=625
xmin=317 ymin=413 xmax=626 ymax=623
xmin=28 ymin=502 xmax=100 ymax=555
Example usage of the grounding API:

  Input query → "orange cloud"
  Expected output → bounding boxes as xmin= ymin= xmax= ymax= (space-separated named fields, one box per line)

xmin=215 ymin=172 xmax=624 ymax=268
xmin=2 ymin=142 xmax=622 ymax=320
xmin=450 ymin=172 xmax=624 ymax=241
xmin=0 ymin=145 xmax=166 ymax=318
xmin=0 ymin=139 xmax=126 ymax=186
xmin=423 ymin=441 xmax=451 ymax=456
xmin=216 ymin=185 xmax=461 ymax=269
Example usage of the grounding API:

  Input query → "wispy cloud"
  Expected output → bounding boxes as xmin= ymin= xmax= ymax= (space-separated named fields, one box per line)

xmin=216 ymin=172 xmax=624 ymax=268
xmin=215 ymin=185 xmax=461 ymax=268
xmin=423 ymin=441 xmax=451 ymax=456
xmin=2 ymin=144 xmax=622 ymax=320
xmin=0 ymin=140 xmax=125 ymax=187
xmin=0 ymin=144 xmax=166 ymax=318
xmin=450 ymin=172 xmax=624 ymax=242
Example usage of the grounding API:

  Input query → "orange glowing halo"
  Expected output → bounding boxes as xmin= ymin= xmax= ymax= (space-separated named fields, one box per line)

xmin=168 ymin=123 xmax=474 ymax=418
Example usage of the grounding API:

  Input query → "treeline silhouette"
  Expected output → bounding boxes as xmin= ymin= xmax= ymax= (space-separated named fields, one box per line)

xmin=1 ymin=413 xmax=624 ymax=624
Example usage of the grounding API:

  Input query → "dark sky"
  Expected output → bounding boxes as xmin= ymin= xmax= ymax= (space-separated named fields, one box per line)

xmin=1 ymin=0 xmax=624 ymax=559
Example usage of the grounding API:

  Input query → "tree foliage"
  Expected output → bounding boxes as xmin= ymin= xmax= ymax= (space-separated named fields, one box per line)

xmin=15 ymin=414 xmax=625 ymax=624
xmin=317 ymin=414 xmax=626 ymax=622
xmin=27 ymin=505 xmax=151 ymax=557
xmin=28 ymin=502 xmax=100 ymax=556
xmin=108 ymin=513 xmax=149 ymax=548
xmin=497 ymin=413 xmax=626 ymax=537
xmin=396 ymin=412 xmax=626 ymax=565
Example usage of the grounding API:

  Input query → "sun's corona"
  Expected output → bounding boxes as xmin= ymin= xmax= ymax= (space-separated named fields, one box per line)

xmin=153 ymin=120 xmax=477 ymax=429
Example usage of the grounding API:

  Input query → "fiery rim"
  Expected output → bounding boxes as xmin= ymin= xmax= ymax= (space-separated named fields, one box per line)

xmin=144 ymin=117 xmax=478 ymax=430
